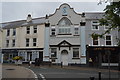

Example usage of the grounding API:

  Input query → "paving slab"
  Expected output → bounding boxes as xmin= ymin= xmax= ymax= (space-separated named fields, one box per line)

xmin=2 ymin=64 xmax=36 ymax=79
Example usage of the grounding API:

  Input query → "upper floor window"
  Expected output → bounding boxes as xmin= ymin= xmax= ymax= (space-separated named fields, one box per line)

xmin=74 ymin=27 xmax=79 ymax=35
xmin=6 ymin=40 xmax=9 ymax=47
xmin=104 ymin=26 xmax=109 ymax=30
xmin=58 ymin=17 xmax=72 ymax=34
xmin=33 ymin=38 xmax=37 ymax=46
xmin=91 ymin=21 xmax=99 ymax=30
xmin=7 ymin=29 xmax=10 ymax=36
xmin=51 ymin=27 xmax=55 ymax=36
xmin=13 ymin=28 xmax=16 ymax=36
xmin=26 ymin=38 xmax=29 ymax=47
xmin=92 ymin=37 xmax=99 ymax=46
xmin=33 ymin=25 xmax=37 ymax=33
xmin=73 ymin=48 xmax=79 ymax=58
xmin=51 ymin=48 xmax=57 ymax=58
xmin=26 ymin=27 xmax=30 ymax=34
xmin=12 ymin=39 xmax=15 ymax=47
xmin=105 ymin=35 xmax=112 ymax=45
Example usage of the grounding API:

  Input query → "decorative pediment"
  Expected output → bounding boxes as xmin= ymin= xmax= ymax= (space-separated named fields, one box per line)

xmin=58 ymin=40 xmax=71 ymax=46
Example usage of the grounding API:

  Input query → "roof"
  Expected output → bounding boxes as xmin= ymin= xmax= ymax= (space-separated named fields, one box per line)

xmin=1 ymin=17 xmax=46 ymax=29
xmin=85 ymin=12 xmax=104 ymax=20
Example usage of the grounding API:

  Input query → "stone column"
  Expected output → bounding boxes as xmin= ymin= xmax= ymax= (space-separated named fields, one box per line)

xmin=80 ymin=16 xmax=86 ymax=64
xmin=43 ymin=19 xmax=50 ymax=61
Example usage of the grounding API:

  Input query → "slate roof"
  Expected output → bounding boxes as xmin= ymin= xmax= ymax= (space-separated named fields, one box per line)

xmin=85 ymin=12 xmax=104 ymax=20
xmin=1 ymin=17 xmax=46 ymax=29
xmin=1 ymin=12 xmax=104 ymax=29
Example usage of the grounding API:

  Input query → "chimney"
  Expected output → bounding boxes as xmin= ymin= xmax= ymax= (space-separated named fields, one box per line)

xmin=27 ymin=14 xmax=32 ymax=22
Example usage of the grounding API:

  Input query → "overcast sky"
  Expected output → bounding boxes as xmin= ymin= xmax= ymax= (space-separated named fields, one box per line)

xmin=0 ymin=1 xmax=108 ymax=23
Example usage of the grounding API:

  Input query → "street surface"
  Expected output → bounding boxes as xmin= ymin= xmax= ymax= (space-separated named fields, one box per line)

xmin=26 ymin=65 xmax=120 ymax=80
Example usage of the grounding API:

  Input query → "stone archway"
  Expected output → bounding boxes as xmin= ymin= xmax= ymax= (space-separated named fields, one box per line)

xmin=61 ymin=50 xmax=68 ymax=66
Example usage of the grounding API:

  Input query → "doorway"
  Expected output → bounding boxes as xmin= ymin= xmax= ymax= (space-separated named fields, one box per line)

xmin=61 ymin=50 xmax=68 ymax=66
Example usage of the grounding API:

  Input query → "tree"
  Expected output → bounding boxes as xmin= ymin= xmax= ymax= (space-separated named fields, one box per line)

xmin=91 ymin=1 xmax=120 ymax=46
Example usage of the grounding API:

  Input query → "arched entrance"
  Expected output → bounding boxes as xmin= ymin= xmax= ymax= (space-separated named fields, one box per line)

xmin=61 ymin=50 xmax=68 ymax=66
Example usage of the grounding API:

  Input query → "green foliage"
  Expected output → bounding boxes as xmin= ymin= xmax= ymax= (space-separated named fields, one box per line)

xmin=94 ymin=1 xmax=120 ymax=46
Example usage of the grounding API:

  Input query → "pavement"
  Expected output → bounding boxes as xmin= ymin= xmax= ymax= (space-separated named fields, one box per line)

xmin=2 ymin=64 xmax=37 ymax=80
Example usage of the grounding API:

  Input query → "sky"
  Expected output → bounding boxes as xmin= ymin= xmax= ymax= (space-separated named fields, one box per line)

xmin=0 ymin=0 xmax=109 ymax=23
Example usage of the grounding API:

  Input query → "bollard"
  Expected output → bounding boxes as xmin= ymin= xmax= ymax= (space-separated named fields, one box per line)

xmin=89 ymin=76 xmax=95 ymax=80
xmin=99 ymin=71 xmax=101 ymax=80
xmin=61 ymin=62 xmax=63 ymax=68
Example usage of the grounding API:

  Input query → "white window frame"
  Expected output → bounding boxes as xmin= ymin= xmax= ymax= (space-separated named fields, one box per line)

xmin=33 ymin=38 xmax=37 ymax=46
xmin=74 ymin=26 xmax=79 ymax=35
xmin=26 ymin=38 xmax=29 ymax=47
xmin=12 ymin=39 xmax=15 ymax=47
xmin=26 ymin=27 xmax=30 ymax=34
xmin=33 ymin=25 xmax=37 ymax=33
xmin=104 ymin=25 xmax=109 ymax=30
xmin=51 ymin=48 xmax=57 ymax=58
xmin=6 ymin=40 xmax=9 ymax=47
xmin=91 ymin=21 xmax=99 ymax=30
xmin=58 ymin=27 xmax=71 ymax=34
xmin=92 ymin=37 xmax=100 ymax=46
xmin=105 ymin=34 xmax=113 ymax=46
xmin=51 ymin=27 xmax=56 ymax=36
xmin=13 ymin=28 xmax=16 ymax=36
xmin=7 ymin=29 xmax=10 ymax=36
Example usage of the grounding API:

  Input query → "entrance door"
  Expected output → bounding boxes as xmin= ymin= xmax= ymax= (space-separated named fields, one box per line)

xmin=27 ymin=52 xmax=32 ymax=61
xmin=61 ymin=50 xmax=68 ymax=66
xmin=39 ymin=51 xmax=43 ymax=62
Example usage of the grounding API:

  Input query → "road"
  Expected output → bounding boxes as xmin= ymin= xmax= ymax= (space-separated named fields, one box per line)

xmin=25 ymin=65 xmax=120 ymax=80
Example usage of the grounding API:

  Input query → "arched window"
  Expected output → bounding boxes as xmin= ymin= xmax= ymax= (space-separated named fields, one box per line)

xmin=58 ymin=17 xmax=72 ymax=34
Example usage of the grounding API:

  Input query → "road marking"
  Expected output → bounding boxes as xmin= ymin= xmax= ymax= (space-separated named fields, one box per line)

xmin=24 ymin=67 xmax=38 ymax=79
xmin=40 ymin=67 xmax=47 ymax=69
xmin=39 ymin=74 xmax=46 ymax=80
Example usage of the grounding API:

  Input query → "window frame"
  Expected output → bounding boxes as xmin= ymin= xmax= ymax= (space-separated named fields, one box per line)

xmin=26 ymin=38 xmax=29 ymax=47
xmin=26 ymin=27 xmax=30 ymax=34
xmin=12 ymin=39 xmax=15 ymax=47
xmin=7 ymin=29 xmax=10 ymax=36
xmin=74 ymin=26 xmax=79 ymax=35
xmin=92 ymin=37 xmax=100 ymax=46
xmin=51 ymin=27 xmax=56 ymax=36
xmin=105 ymin=35 xmax=112 ymax=46
xmin=6 ymin=40 xmax=9 ymax=47
xmin=33 ymin=25 xmax=37 ymax=33
xmin=33 ymin=38 xmax=37 ymax=46
xmin=73 ymin=48 xmax=79 ymax=58
xmin=51 ymin=48 xmax=57 ymax=58
xmin=13 ymin=28 xmax=16 ymax=36
xmin=91 ymin=21 xmax=99 ymax=30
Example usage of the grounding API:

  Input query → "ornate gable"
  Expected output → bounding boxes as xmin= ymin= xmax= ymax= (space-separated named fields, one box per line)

xmin=58 ymin=40 xmax=71 ymax=46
